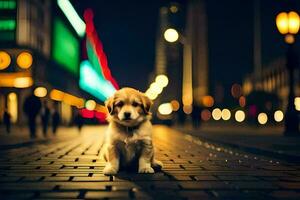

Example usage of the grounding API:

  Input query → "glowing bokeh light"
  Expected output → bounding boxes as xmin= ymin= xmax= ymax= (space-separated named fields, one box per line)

xmin=212 ymin=108 xmax=222 ymax=120
xmin=34 ymin=87 xmax=47 ymax=98
xmin=183 ymin=105 xmax=192 ymax=114
xmin=150 ymin=82 xmax=163 ymax=94
xmin=258 ymin=112 xmax=268 ymax=125
xmin=294 ymin=97 xmax=300 ymax=111
xmin=0 ymin=51 xmax=11 ymax=70
xmin=274 ymin=110 xmax=284 ymax=122
xmin=164 ymin=28 xmax=179 ymax=42
xmin=17 ymin=52 xmax=33 ymax=69
xmin=86 ymin=100 xmax=96 ymax=111
xmin=155 ymin=74 xmax=169 ymax=87
xmin=170 ymin=100 xmax=180 ymax=111
xmin=158 ymin=103 xmax=173 ymax=115
xmin=14 ymin=77 xmax=33 ymax=88
xmin=202 ymin=95 xmax=214 ymax=107
xmin=221 ymin=109 xmax=231 ymax=120
xmin=201 ymin=109 xmax=211 ymax=121
xmin=231 ymin=83 xmax=242 ymax=98
xmin=235 ymin=110 xmax=245 ymax=122
xmin=239 ymin=96 xmax=246 ymax=107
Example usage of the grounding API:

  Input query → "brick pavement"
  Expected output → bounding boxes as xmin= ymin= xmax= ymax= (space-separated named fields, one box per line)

xmin=0 ymin=125 xmax=300 ymax=199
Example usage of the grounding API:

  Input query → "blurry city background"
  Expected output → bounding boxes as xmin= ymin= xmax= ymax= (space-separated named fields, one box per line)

xmin=0 ymin=0 xmax=300 ymax=136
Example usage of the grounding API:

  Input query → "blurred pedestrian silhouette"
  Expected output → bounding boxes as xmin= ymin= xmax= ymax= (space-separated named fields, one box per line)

xmin=41 ymin=100 xmax=50 ymax=136
xmin=177 ymin=105 xmax=186 ymax=125
xmin=23 ymin=89 xmax=41 ymax=138
xmin=74 ymin=112 xmax=84 ymax=132
xmin=192 ymin=104 xmax=202 ymax=128
xmin=3 ymin=108 xmax=11 ymax=134
xmin=52 ymin=103 xmax=60 ymax=134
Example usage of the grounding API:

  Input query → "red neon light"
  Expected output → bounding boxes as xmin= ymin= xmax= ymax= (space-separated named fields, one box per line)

xmin=84 ymin=9 xmax=119 ymax=90
xmin=80 ymin=109 xmax=94 ymax=118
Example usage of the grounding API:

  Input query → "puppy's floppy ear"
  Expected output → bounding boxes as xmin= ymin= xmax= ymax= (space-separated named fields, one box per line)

xmin=140 ymin=93 xmax=153 ymax=114
xmin=105 ymin=96 xmax=114 ymax=115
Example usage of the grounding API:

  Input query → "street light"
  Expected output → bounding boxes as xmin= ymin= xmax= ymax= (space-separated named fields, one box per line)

xmin=163 ymin=28 xmax=193 ymax=114
xmin=164 ymin=28 xmax=179 ymax=43
xmin=276 ymin=11 xmax=300 ymax=135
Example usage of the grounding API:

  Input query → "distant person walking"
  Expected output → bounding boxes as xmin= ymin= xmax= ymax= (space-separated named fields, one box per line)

xmin=192 ymin=104 xmax=202 ymax=129
xmin=3 ymin=108 xmax=11 ymax=134
xmin=23 ymin=89 xmax=41 ymax=138
xmin=74 ymin=112 xmax=84 ymax=132
xmin=41 ymin=100 xmax=50 ymax=136
xmin=52 ymin=103 xmax=60 ymax=134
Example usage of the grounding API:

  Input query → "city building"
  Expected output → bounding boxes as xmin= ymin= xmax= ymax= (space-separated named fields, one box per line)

xmin=0 ymin=0 xmax=108 ymax=125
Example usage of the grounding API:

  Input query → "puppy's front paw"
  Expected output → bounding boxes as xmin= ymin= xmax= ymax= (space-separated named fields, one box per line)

xmin=103 ymin=165 xmax=118 ymax=175
xmin=138 ymin=166 xmax=154 ymax=174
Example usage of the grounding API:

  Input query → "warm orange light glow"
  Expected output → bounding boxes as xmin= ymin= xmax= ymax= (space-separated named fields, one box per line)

xmin=14 ymin=77 xmax=33 ymax=88
xmin=183 ymin=104 xmax=192 ymax=114
xmin=202 ymin=95 xmax=214 ymax=107
xmin=239 ymin=96 xmax=246 ymax=107
xmin=50 ymin=89 xmax=65 ymax=101
xmin=170 ymin=100 xmax=180 ymax=111
xmin=34 ymin=87 xmax=47 ymax=98
xmin=50 ymin=89 xmax=85 ymax=108
xmin=284 ymin=34 xmax=295 ymax=44
xmin=7 ymin=92 xmax=17 ymax=123
xmin=95 ymin=104 xmax=107 ymax=113
xmin=288 ymin=11 xmax=300 ymax=34
xmin=276 ymin=12 xmax=289 ymax=34
xmin=17 ymin=52 xmax=33 ymax=69
xmin=295 ymin=97 xmax=300 ymax=111
xmin=276 ymin=11 xmax=300 ymax=36
xmin=0 ymin=51 xmax=11 ymax=70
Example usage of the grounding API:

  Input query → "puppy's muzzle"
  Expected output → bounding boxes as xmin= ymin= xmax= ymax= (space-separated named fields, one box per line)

xmin=123 ymin=112 xmax=131 ymax=120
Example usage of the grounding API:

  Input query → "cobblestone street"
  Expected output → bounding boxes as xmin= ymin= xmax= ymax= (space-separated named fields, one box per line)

xmin=0 ymin=125 xmax=300 ymax=199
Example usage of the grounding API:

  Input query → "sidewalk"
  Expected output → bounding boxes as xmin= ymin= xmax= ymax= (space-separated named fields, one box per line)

xmin=176 ymin=123 xmax=300 ymax=163
xmin=0 ymin=125 xmax=104 ymax=149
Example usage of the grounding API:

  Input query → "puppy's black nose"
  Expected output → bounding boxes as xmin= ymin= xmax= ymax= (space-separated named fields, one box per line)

xmin=124 ymin=112 xmax=131 ymax=119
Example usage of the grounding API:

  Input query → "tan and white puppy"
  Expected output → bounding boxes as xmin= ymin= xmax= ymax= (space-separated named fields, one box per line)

xmin=102 ymin=87 xmax=162 ymax=175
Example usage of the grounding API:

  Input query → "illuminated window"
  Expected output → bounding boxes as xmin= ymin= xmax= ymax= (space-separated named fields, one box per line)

xmin=0 ymin=0 xmax=16 ymax=9
xmin=0 ymin=19 xmax=16 ymax=31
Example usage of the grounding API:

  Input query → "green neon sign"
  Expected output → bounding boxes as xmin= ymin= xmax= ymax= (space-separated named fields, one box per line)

xmin=52 ymin=17 xmax=79 ymax=75
xmin=0 ymin=19 xmax=16 ymax=31
xmin=0 ymin=0 xmax=16 ymax=9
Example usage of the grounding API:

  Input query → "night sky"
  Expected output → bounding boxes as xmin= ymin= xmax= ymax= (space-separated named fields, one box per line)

xmin=73 ymin=0 xmax=300 ymax=95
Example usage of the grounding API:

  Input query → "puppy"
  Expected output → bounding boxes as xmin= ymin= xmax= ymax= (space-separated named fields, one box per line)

xmin=101 ymin=87 xmax=162 ymax=175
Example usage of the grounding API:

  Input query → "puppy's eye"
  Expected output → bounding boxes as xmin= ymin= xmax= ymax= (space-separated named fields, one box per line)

xmin=132 ymin=102 xmax=139 ymax=107
xmin=115 ymin=101 xmax=124 ymax=107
